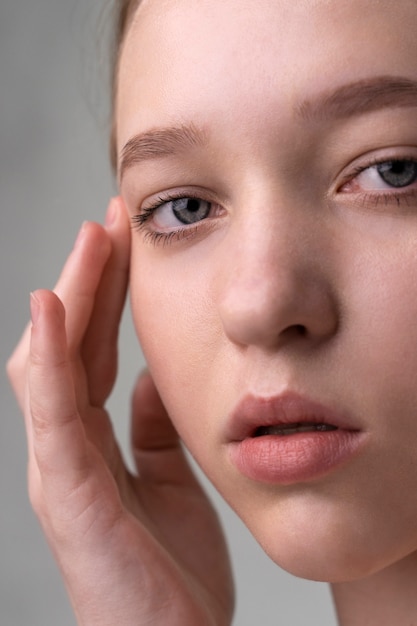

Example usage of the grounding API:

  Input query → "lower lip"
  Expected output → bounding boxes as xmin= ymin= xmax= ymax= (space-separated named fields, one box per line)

xmin=229 ymin=430 xmax=365 ymax=484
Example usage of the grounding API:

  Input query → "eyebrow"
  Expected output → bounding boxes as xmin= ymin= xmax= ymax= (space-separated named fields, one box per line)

xmin=119 ymin=76 xmax=417 ymax=179
xmin=119 ymin=123 xmax=206 ymax=180
xmin=297 ymin=76 xmax=417 ymax=122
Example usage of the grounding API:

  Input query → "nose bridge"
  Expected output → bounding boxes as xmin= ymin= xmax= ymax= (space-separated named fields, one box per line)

xmin=216 ymin=202 xmax=337 ymax=349
xmin=225 ymin=213 xmax=298 ymax=304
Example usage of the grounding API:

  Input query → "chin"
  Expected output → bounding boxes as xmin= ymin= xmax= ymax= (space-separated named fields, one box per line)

xmin=230 ymin=495 xmax=412 ymax=584
xmin=257 ymin=536 xmax=383 ymax=583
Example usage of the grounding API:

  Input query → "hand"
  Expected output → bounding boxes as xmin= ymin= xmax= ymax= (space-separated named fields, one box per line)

xmin=7 ymin=198 xmax=234 ymax=626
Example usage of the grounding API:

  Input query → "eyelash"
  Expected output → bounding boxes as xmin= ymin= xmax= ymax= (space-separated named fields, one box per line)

xmin=132 ymin=157 xmax=417 ymax=245
xmin=355 ymin=189 xmax=417 ymax=210
xmin=339 ymin=156 xmax=417 ymax=208
xmin=131 ymin=191 xmax=214 ymax=246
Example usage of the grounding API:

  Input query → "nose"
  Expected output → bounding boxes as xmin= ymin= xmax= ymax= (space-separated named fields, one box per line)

xmin=216 ymin=210 xmax=338 ymax=350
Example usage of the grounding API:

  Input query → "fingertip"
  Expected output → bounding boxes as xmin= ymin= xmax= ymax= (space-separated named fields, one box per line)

xmin=31 ymin=289 xmax=65 ymax=315
xmin=131 ymin=369 xmax=171 ymax=423
xmin=30 ymin=291 xmax=41 ymax=325
xmin=105 ymin=198 xmax=117 ymax=227
xmin=74 ymin=221 xmax=88 ymax=249
xmin=133 ymin=368 xmax=155 ymax=400
xmin=105 ymin=196 xmax=124 ymax=225
xmin=138 ymin=366 xmax=150 ymax=379
xmin=105 ymin=196 xmax=130 ymax=233
xmin=130 ymin=369 xmax=193 ymax=484
xmin=113 ymin=195 xmax=126 ymax=211
xmin=74 ymin=221 xmax=112 ymax=264
xmin=30 ymin=290 xmax=66 ymax=337
xmin=29 ymin=292 xmax=68 ymax=384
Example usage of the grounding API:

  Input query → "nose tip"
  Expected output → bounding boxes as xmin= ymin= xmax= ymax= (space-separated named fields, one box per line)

xmin=218 ymin=262 xmax=338 ymax=350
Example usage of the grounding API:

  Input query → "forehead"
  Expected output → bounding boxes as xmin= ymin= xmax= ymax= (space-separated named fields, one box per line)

xmin=116 ymin=0 xmax=417 ymax=151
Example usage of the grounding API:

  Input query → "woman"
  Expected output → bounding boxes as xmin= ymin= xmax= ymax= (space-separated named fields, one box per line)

xmin=8 ymin=0 xmax=417 ymax=623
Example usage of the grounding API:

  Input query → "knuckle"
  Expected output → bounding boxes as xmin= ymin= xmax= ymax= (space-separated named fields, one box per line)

xmin=27 ymin=476 xmax=45 ymax=517
xmin=6 ymin=353 xmax=23 ymax=384
xmin=7 ymin=326 xmax=31 ymax=382
xmin=30 ymin=401 xmax=79 ymax=441
xmin=30 ymin=344 xmax=67 ymax=370
xmin=6 ymin=356 xmax=27 ymax=408
xmin=30 ymin=407 xmax=54 ymax=440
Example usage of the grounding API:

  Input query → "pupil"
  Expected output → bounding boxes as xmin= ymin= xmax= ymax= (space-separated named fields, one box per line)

xmin=186 ymin=199 xmax=200 ymax=213
xmin=172 ymin=197 xmax=210 ymax=224
xmin=378 ymin=160 xmax=417 ymax=188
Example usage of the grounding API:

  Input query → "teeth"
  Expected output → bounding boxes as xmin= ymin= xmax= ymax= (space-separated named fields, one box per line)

xmin=255 ymin=423 xmax=337 ymax=437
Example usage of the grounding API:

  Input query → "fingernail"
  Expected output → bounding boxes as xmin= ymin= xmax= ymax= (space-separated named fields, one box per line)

xmin=74 ymin=222 xmax=88 ymax=248
xmin=30 ymin=292 xmax=40 ymax=324
xmin=105 ymin=199 xmax=118 ymax=227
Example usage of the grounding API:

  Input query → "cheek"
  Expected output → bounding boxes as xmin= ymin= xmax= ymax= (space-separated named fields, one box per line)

xmin=346 ymin=255 xmax=417 ymax=412
xmin=337 ymin=242 xmax=417 ymax=489
xmin=326 ymin=217 xmax=417 ymax=418
xmin=129 ymin=246 xmax=226 ymax=446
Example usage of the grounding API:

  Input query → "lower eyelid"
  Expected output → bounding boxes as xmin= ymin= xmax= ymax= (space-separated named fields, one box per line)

xmin=143 ymin=217 xmax=221 ymax=247
xmin=131 ymin=199 xmax=226 ymax=247
xmin=334 ymin=187 xmax=417 ymax=213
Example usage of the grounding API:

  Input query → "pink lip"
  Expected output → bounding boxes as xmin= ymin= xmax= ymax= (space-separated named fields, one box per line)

xmin=227 ymin=393 xmax=366 ymax=484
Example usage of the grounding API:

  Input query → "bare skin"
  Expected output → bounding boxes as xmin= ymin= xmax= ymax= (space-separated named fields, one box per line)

xmin=7 ymin=198 xmax=233 ymax=626
xmin=9 ymin=200 xmax=417 ymax=626
xmin=332 ymin=554 xmax=417 ymax=626
xmin=9 ymin=0 xmax=417 ymax=623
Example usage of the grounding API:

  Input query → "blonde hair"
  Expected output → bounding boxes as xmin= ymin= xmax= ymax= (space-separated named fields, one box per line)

xmin=110 ymin=0 xmax=141 ymax=170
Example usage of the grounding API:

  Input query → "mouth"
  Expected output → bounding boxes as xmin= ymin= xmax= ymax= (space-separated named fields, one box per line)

xmin=253 ymin=422 xmax=338 ymax=437
xmin=227 ymin=392 xmax=356 ymax=442
xmin=227 ymin=392 xmax=365 ymax=484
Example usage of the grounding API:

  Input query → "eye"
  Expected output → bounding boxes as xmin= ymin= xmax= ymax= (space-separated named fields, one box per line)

xmin=131 ymin=191 xmax=225 ymax=246
xmin=374 ymin=160 xmax=417 ymax=188
xmin=347 ymin=159 xmax=417 ymax=192
xmin=153 ymin=196 xmax=212 ymax=228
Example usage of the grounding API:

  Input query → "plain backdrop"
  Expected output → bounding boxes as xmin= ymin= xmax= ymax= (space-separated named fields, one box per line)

xmin=0 ymin=1 xmax=337 ymax=624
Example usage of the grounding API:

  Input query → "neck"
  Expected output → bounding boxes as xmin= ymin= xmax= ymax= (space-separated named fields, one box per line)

xmin=331 ymin=552 xmax=417 ymax=626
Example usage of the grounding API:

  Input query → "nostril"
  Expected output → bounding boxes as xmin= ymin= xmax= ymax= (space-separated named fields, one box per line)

xmin=278 ymin=324 xmax=308 ymax=343
xmin=294 ymin=324 xmax=307 ymax=336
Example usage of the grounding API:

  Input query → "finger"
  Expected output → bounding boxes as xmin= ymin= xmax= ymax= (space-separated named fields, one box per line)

xmin=7 ymin=321 xmax=32 ymax=412
xmin=53 ymin=220 xmax=111 ymax=353
xmin=81 ymin=197 xmax=131 ymax=407
xmin=29 ymin=289 xmax=90 ymax=481
xmin=28 ymin=289 xmax=126 ymax=541
xmin=7 ymin=218 xmax=111 ymax=410
xmin=131 ymin=372 xmax=198 ymax=487
xmin=7 ymin=315 xmax=40 ymax=471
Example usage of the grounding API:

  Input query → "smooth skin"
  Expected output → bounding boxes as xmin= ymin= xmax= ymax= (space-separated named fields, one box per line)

xmin=8 ymin=0 xmax=417 ymax=624
xmin=118 ymin=0 xmax=417 ymax=622
xmin=7 ymin=199 xmax=233 ymax=626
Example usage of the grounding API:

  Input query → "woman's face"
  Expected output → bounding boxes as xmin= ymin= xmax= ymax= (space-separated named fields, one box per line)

xmin=117 ymin=0 xmax=417 ymax=582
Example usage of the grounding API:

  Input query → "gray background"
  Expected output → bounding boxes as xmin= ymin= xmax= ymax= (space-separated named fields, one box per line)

xmin=0 ymin=1 xmax=336 ymax=624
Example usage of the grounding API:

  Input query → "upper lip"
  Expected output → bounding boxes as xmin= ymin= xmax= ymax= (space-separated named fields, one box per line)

xmin=227 ymin=392 xmax=359 ymax=441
